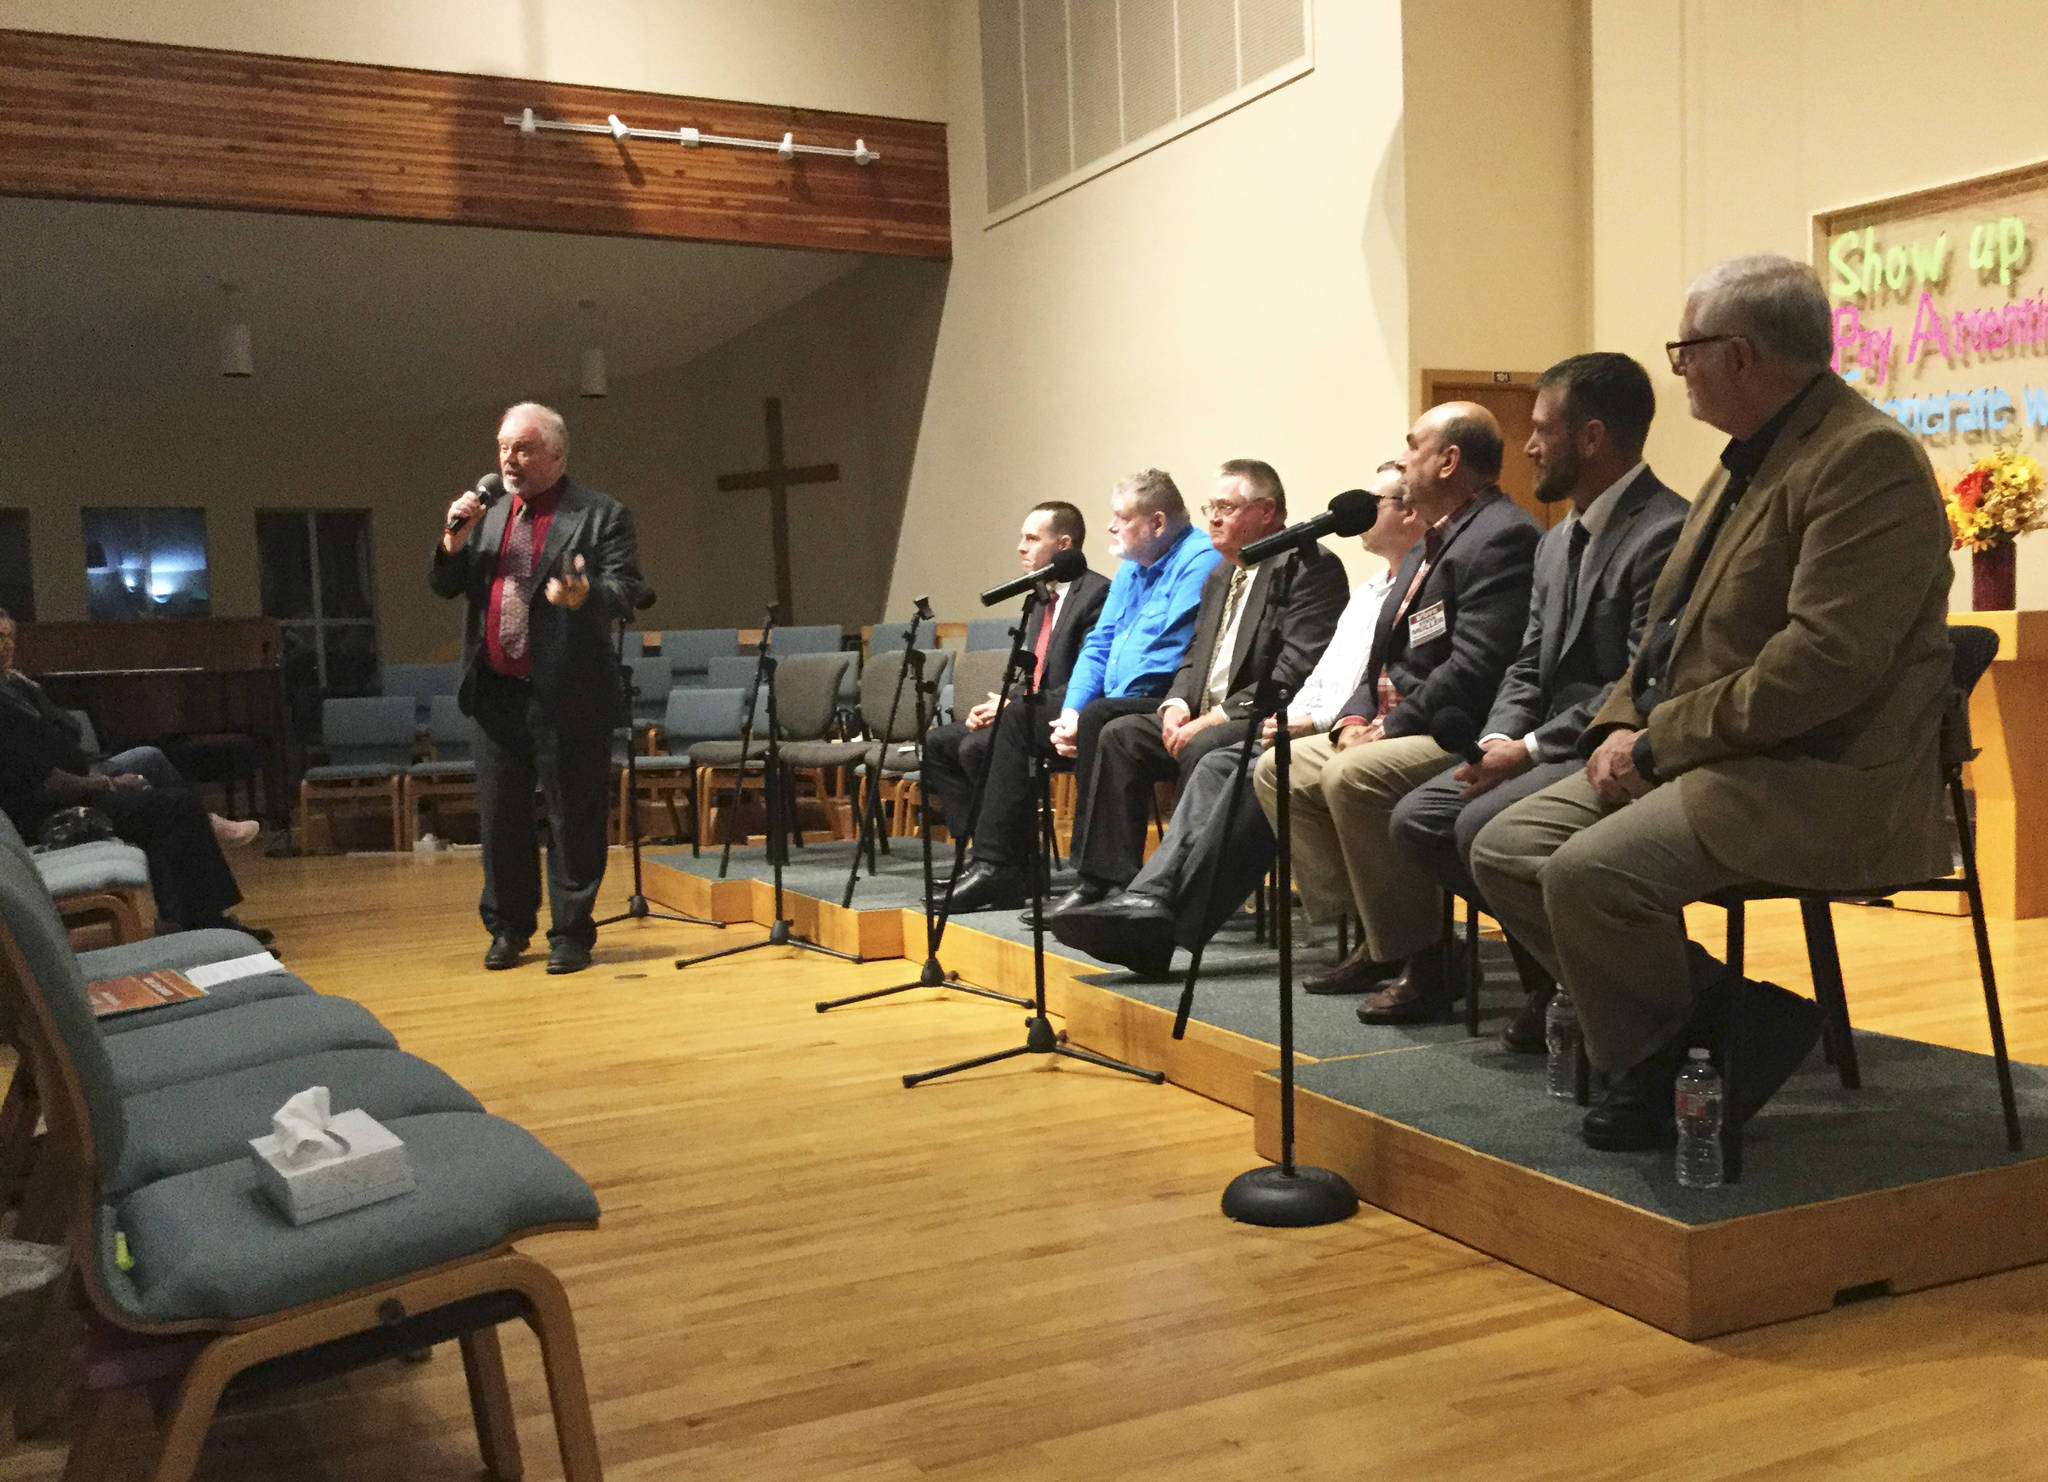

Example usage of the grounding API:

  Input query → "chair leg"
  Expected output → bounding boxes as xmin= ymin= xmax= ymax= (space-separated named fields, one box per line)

xmin=145 ymin=1341 xmax=240 ymax=1482
xmin=460 ymin=1325 xmax=525 ymax=1482
xmin=507 ymin=1260 xmax=603 ymax=1482
xmin=1724 ymin=898 xmax=1746 ymax=975
xmin=1463 ymin=894 xmax=1481 ymax=1038
xmin=1954 ymin=777 xmax=2024 ymax=1150
xmin=1798 ymin=899 xmax=1860 ymax=1090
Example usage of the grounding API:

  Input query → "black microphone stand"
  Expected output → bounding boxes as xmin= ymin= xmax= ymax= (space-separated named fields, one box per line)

xmin=1166 ymin=555 xmax=1357 ymax=1226
xmin=838 ymin=600 xmax=933 ymax=908
xmin=595 ymin=605 xmax=722 ymax=934
xmin=903 ymin=578 xmax=1163 ymax=1088
xmin=677 ymin=606 xmax=858 ymax=970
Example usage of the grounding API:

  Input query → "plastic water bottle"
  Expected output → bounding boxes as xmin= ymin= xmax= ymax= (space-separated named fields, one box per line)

xmin=1544 ymin=990 xmax=1579 ymax=1100
xmin=1674 ymin=1048 xmax=1724 ymax=1189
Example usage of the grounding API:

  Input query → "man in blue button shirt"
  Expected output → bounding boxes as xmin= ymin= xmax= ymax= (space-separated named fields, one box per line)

xmin=950 ymin=468 xmax=1220 ymax=912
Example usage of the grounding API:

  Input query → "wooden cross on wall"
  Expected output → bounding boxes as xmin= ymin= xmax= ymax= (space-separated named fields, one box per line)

xmin=716 ymin=397 xmax=840 ymax=622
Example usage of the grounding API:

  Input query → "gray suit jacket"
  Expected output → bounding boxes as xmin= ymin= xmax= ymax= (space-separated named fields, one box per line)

xmin=1483 ymin=468 xmax=1686 ymax=760
xmin=428 ymin=476 xmax=646 ymax=735
xmin=1166 ymin=542 xmax=1349 ymax=721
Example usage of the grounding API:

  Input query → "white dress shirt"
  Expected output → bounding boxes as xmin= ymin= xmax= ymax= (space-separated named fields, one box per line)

xmin=1288 ymin=570 xmax=1393 ymax=732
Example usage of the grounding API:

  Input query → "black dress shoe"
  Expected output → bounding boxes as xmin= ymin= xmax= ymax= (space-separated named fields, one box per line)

xmin=1302 ymin=944 xmax=1404 ymax=995
xmin=1048 ymin=893 xmax=1176 ymax=976
xmin=1356 ymin=942 xmax=1465 ymax=1025
xmin=1020 ymin=878 xmax=1114 ymax=929
xmin=1721 ymin=977 xmax=1824 ymax=1128
xmin=946 ymin=861 xmax=1031 ymax=913
xmin=546 ymin=939 xmax=592 ymax=975
xmin=1580 ymin=1034 xmax=1690 ymax=1150
xmin=484 ymin=935 xmax=529 ymax=971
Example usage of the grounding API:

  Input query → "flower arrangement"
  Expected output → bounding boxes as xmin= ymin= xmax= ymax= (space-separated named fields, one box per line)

xmin=1945 ymin=445 xmax=2047 ymax=553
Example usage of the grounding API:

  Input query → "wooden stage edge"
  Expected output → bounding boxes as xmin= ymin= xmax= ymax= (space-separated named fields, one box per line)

xmin=642 ymin=857 xmax=2048 ymax=1340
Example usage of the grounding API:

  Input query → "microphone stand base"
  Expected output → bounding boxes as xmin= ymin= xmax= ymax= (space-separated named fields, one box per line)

xmin=1221 ymin=1164 xmax=1360 ymax=1228
xmin=814 ymin=955 xmax=1032 ymax=1013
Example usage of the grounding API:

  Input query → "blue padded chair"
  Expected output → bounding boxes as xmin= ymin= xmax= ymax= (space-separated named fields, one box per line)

xmin=32 ymin=838 xmax=154 ymax=943
xmin=619 ymin=687 xmax=746 ymax=851
xmin=661 ymin=627 xmax=740 ymax=682
xmin=377 ymin=661 xmax=463 ymax=732
xmin=0 ymin=824 xmax=602 ymax=1482
xmin=771 ymin=623 xmax=844 ymax=656
xmin=299 ymin=696 xmax=419 ymax=853
xmin=704 ymin=654 xmax=759 ymax=690
xmin=693 ymin=653 xmax=855 ymax=845
xmin=406 ymin=695 xmax=478 ymax=844
xmin=964 ymin=616 xmax=1015 ymax=651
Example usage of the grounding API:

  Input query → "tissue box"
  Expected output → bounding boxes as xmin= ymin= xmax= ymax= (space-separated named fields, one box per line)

xmin=249 ymin=1109 xmax=417 ymax=1225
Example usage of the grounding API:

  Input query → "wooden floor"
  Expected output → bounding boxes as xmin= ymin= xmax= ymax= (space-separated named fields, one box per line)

xmin=10 ymin=849 xmax=2048 ymax=1480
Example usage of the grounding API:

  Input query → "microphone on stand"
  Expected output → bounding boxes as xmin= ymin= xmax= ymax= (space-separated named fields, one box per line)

xmin=1238 ymin=488 xmax=1379 ymax=565
xmin=634 ymin=586 xmax=658 ymax=612
xmin=1429 ymin=707 xmax=1486 ymax=765
xmin=979 ymin=547 xmax=1086 ymax=606
xmin=445 ymin=472 xmax=505 ymax=534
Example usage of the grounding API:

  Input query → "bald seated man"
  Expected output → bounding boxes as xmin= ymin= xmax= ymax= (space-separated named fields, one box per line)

xmin=1255 ymin=401 xmax=1539 ymax=1021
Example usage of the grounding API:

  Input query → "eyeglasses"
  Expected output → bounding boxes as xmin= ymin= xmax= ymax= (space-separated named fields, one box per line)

xmin=1199 ymin=498 xmax=1264 ymax=518
xmin=1665 ymin=334 xmax=1741 ymax=372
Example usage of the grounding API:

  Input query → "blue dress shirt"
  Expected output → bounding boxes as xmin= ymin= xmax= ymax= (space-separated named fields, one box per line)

xmin=1060 ymin=522 xmax=1221 ymax=714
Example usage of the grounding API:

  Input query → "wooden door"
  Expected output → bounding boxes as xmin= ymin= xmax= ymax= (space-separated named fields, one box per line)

xmin=1421 ymin=371 xmax=1564 ymax=530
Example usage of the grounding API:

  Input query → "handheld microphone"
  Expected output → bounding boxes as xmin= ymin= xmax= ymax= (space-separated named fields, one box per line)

xmin=1238 ymin=488 xmax=1379 ymax=566
xmin=446 ymin=472 xmax=505 ymax=534
xmin=634 ymin=586 xmax=658 ymax=612
xmin=1429 ymin=707 xmax=1486 ymax=765
xmin=980 ymin=547 xmax=1085 ymax=607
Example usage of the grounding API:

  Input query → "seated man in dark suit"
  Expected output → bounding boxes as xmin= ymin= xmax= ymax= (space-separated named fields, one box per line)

xmin=1390 ymin=354 xmax=1685 ymax=1045
xmin=0 ymin=608 xmax=262 ymax=935
xmin=1054 ymin=459 xmax=1349 ymax=914
xmin=1260 ymin=402 xmax=1539 ymax=1020
xmin=950 ymin=471 xmax=1217 ymax=912
xmin=923 ymin=501 xmax=1109 ymax=902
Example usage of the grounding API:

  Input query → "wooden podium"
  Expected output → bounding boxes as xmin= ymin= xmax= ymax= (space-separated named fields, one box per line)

xmin=1953 ymin=610 xmax=2048 ymax=919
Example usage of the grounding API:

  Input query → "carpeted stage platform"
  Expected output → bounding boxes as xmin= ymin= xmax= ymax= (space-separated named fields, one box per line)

xmin=646 ymin=837 xmax=2048 ymax=1338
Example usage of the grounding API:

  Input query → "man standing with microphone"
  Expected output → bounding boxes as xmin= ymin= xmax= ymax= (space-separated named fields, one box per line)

xmin=432 ymin=402 xmax=645 ymax=974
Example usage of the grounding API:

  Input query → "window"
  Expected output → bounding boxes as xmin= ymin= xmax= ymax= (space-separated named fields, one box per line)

xmin=255 ymin=510 xmax=379 ymax=707
xmin=0 ymin=510 xmax=33 ymax=620
xmin=81 ymin=507 xmax=211 ymax=619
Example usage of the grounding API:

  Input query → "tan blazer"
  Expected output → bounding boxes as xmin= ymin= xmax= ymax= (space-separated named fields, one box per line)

xmin=1590 ymin=374 xmax=1953 ymax=889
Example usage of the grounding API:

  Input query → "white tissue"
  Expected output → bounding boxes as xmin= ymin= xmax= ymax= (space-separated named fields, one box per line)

xmin=270 ymin=1086 xmax=348 ymax=1166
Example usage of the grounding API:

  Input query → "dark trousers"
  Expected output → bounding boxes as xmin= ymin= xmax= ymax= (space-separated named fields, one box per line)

xmin=472 ymin=669 xmax=612 ymax=948
xmin=95 ymin=782 xmax=243 ymax=928
xmin=1072 ymin=705 xmax=1251 ymax=887
xmin=921 ymin=700 xmax=1052 ymax=870
xmin=1124 ymin=744 xmax=1276 ymax=950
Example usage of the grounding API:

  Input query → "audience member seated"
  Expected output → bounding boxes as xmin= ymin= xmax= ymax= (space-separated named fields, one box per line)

xmin=1049 ymin=463 xmax=1421 ymax=974
xmin=1257 ymin=403 xmax=1538 ymax=1018
xmin=0 ymin=608 xmax=268 ymax=939
xmin=1054 ymin=459 xmax=1349 ymax=919
xmin=948 ymin=470 xmax=1219 ymax=912
xmin=1469 ymin=254 xmax=1955 ymax=1150
xmin=1389 ymin=353 xmax=1684 ymax=1047
xmin=922 ymin=501 xmax=1109 ymax=893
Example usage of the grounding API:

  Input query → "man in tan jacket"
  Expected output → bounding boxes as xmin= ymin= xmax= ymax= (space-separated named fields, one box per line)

xmin=1469 ymin=254 xmax=1953 ymax=1152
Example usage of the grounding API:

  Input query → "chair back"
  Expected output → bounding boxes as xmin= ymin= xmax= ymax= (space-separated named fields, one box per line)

xmin=964 ymin=617 xmax=1015 ymax=651
xmin=64 ymin=708 xmax=102 ymax=756
xmin=319 ymin=696 xmax=419 ymax=767
xmin=1944 ymin=625 xmax=2000 ymax=770
xmin=867 ymin=617 xmax=936 ymax=658
xmin=661 ymin=687 xmax=747 ymax=754
xmin=704 ymin=655 xmax=759 ymax=690
xmin=627 ymin=657 xmax=673 ymax=725
xmin=661 ymin=628 xmax=740 ymax=677
xmin=858 ymin=652 xmax=942 ymax=743
xmin=424 ymin=694 xmax=476 ymax=762
xmin=774 ymin=652 xmax=856 ymax=740
xmin=949 ymin=648 xmax=1012 ymax=721
xmin=771 ymin=624 xmax=844 ymax=656
xmin=379 ymin=662 xmax=462 ymax=725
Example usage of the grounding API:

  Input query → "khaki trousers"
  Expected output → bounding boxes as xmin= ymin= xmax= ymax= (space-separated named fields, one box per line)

xmin=1254 ymin=733 xmax=1456 ymax=962
xmin=1466 ymin=769 xmax=1751 ymax=1072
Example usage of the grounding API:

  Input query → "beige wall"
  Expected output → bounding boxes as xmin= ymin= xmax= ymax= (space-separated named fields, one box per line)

xmin=3 ymin=255 xmax=945 ymax=660
xmin=0 ymin=0 xmax=950 ymax=119
xmin=1589 ymin=0 xmax=2048 ymax=603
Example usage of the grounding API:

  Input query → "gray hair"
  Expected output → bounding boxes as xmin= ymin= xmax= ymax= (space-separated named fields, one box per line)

xmin=1688 ymin=255 xmax=1833 ymax=370
xmin=499 ymin=401 xmax=569 ymax=456
xmin=1113 ymin=467 xmax=1187 ymax=522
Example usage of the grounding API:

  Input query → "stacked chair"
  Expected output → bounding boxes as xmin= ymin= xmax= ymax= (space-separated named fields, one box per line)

xmin=404 ymin=694 xmax=480 ymax=845
xmin=298 ymin=696 xmax=420 ymax=853
xmin=658 ymin=628 xmax=739 ymax=688
xmin=617 ymin=687 xmax=748 ymax=850
xmin=0 ymin=813 xmax=602 ymax=1479
xmin=377 ymin=662 xmax=463 ymax=734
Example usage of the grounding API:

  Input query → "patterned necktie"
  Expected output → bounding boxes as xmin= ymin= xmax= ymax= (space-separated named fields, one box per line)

xmin=1201 ymin=567 xmax=1251 ymax=710
xmin=498 ymin=504 xmax=536 ymax=661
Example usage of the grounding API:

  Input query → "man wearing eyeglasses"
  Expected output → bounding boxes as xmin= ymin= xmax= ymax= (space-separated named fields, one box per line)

xmin=1052 ymin=460 xmax=1349 ymax=916
xmin=1470 ymin=254 xmax=1955 ymax=1152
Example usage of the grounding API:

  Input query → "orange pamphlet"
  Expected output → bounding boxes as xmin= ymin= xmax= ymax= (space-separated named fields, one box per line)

xmin=85 ymin=969 xmax=207 ymax=1018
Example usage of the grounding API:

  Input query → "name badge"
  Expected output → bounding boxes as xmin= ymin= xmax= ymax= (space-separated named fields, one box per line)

xmin=1408 ymin=601 xmax=1447 ymax=644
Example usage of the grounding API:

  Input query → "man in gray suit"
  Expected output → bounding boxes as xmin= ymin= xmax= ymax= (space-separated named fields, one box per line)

xmin=433 ymin=402 xmax=646 ymax=975
xmin=1389 ymin=353 xmax=1685 ymax=1037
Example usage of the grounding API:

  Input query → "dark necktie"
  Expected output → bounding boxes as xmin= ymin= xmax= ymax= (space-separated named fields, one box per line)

xmin=498 ymin=505 xmax=537 ymax=662
xmin=1561 ymin=519 xmax=1592 ymax=625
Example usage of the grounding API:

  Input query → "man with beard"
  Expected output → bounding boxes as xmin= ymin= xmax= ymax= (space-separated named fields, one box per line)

xmin=1387 ymin=353 xmax=1685 ymax=1034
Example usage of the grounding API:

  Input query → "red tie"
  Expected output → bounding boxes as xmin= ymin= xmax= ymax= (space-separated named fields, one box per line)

xmin=1031 ymin=599 xmax=1057 ymax=685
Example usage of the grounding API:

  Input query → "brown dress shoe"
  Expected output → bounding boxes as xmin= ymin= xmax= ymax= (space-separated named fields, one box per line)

xmin=1499 ymin=980 xmax=1557 ymax=1054
xmin=1356 ymin=943 xmax=1463 ymax=1024
xmin=1303 ymin=943 xmax=1403 ymax=995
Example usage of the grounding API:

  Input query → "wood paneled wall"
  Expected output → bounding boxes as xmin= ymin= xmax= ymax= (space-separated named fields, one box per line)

xmin=0 ymin=29 xmax=950 ymax=258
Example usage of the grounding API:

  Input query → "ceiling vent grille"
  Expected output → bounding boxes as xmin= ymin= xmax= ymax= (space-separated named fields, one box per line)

xmin=981 ymin=0 xmax=1311 ymax=222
